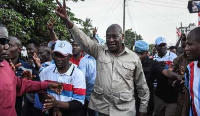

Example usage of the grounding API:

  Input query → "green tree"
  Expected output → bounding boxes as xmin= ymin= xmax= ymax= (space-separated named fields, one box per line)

xmin=0 ymin=0 xmax=90 ymax=44
xmin=80 ymin=18 xmax=93 ymax=37
xmin=124 ymin=29 xmax=142 ymax=50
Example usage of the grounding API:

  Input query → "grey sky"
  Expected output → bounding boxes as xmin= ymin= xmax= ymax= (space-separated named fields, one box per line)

xmin=66 ymin=0 xmax=197 ymax=45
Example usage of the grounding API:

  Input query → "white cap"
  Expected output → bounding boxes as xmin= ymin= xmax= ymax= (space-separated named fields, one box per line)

xmin=53 ymin=40 xmax=72 ymax=56
xmin=155 ymin=37 xmax=167 ymax=45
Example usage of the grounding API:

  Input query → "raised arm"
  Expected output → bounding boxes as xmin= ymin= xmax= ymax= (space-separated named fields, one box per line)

xmin=47 ymin=18 xmax=58 ymax=41
xmin=55 ymin=0 xmax=99 ymax=58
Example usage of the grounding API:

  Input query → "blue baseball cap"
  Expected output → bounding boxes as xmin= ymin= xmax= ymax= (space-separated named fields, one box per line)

xmin=155 ymin=37 xmax=167 ymax=45
xmin=135 ymin=40 xmax=149 ymax=53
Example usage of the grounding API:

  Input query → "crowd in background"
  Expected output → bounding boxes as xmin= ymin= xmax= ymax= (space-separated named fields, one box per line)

xmin=1 ymin=0 xmax=200 ymax=116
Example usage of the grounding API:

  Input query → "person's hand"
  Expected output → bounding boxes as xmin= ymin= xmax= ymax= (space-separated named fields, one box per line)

xmin=48 ymin=82 xmax=63 ymax=95
xmin=47 ymin=18 xmax=56 ymax=31
xmin=43 ymin=94 xmax=58 ymax=112
xmin=168 ymin=63 xmax=174 ymax=71
xmin=33 ymin=53 xmax=42 ymax=68
xmin=9 ymin=59 xmax=22 ymax=71
xmin=93 ymin=27 xmax=98 ymax=37
xmin=172 ymin=74 xmax=184 ymax=87
xmin=21 ymin=70 xmax=36 ymax=80
xmin=179 ymin=66 xmax=185 ymax=75
xmin=53 ymin=107 xmax=62 ymax=116
xmin=139 ymin=112 xmax=147 ymax=116
xmin=55 ymin=0 xmax=68 ymax=20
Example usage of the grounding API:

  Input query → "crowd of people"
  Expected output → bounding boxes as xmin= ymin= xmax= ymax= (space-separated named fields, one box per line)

xmin=1 ymin=0 xmax=200 ymax=116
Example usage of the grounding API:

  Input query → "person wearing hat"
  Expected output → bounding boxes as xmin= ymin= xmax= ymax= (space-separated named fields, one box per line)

xmin=40 ymin=40 xmax=86 ymax=116
xmin=153 ymin=37 xmax=180 ymax=116
xmin=134 ymin=40 xmax=183 ymax=116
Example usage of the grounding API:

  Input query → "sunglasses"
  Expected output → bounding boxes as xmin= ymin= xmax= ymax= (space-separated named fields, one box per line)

xmin=0 ymin=38 xmax=9 ymax=45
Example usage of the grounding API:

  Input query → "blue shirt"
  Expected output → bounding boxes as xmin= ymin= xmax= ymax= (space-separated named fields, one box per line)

xmin=95 ymin=34 xmax=105 ymax=45
xmin=79 ymin=54 xmax=96 ymax=101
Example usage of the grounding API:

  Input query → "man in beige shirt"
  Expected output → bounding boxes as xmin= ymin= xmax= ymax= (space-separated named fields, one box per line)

xmin=54 ymin=0 xmax=149 ymax=116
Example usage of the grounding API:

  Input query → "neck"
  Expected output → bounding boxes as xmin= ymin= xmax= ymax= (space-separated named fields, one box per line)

xmin=57 ymin=63 xmax=70 ymax=74
xmin=12 ymin=56 xmax=19 ymax=65
xmin=73 ymin=53 xmax=81 ymax=60
xmin=158 ymin=52 xmax=166 ymax=58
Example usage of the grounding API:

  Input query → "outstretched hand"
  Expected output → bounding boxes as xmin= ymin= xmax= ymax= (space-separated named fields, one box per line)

xmin=55 ymin=0 xmax=68 ymax=20
xmin=48 ymin=82 xmax=63 ymax=95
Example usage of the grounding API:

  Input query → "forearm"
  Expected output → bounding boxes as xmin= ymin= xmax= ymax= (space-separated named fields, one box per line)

xmin=63 ymin=17 xmax=74 ymax=29
xmin=16 ymin=77 xmax=49 ymax=96
xmin=49 ymin=30 xmax=58 ymax=41
xmin=56 ymin=100 xmax=82 ymax=110
xmin=162 ymin=69 xmax=179 ymax=79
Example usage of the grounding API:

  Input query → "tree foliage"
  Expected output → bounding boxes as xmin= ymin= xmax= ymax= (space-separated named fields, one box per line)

xmin=0 ymin=0 xmax=91 ymax=45
xmin=124 ymin=29 xmax=142 ymax=50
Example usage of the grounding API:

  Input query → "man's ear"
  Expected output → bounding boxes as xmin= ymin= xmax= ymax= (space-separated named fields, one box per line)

xmin=18 ymin=46 xmax=23 ymax=52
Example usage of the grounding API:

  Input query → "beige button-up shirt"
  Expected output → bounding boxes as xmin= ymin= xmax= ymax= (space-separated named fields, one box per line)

xmin=70 ymin=25 xmax=149 ymax=116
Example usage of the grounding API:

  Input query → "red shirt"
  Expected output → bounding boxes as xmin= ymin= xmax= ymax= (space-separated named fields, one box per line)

xmin=70 ymin=55 xmax=84 ymax=66
xmin=0 ymin=60 xmax=49 ymax=116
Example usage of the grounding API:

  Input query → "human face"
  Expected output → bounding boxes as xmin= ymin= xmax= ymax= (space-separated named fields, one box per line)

xmin=0 ymin=38 xmax=9 ymax=60
xmin=106 ymin=27 xmax=123 ymax=54
xmin=0 ymin=27 xmax=9 ymax=60
xmin=136 ymin=51 xmax=148 ymax=61
xmin=53 ymin=52 xmax=70 ymax=69
xmin=72 ymin=41 xmax=81 ymax=55
xmin=8 ymin=38 xmax=21 ymax=60
xmin=26 ymin=43 xmax=37 ymax=59
xmin=156 ymin=43 xmax=167 ymax=57
xmin=185 ymin=34 xmax=200 ymax=61
xmin=38 ymin=47 xmax=49 ymax=63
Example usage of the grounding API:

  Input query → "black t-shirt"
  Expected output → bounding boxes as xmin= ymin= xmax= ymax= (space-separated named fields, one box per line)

xmin=149 ymin=60 xmax=179 ymax=103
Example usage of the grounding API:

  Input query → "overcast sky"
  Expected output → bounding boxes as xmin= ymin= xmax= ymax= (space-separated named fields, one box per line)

xmin=65 ymin=0 xmax=198 ymax=45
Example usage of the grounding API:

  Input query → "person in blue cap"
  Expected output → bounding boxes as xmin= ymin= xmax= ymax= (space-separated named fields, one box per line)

xmin=134 ymin=40 xmax=184 ymax=116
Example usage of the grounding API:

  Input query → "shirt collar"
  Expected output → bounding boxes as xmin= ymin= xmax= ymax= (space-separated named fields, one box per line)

xmin=0 ymin=60 xmax=5 ymax=67
xmin=53 ymin=63 xmax=75 ymax=76
xmin=154 ymin=50 xmax=169 ymax=58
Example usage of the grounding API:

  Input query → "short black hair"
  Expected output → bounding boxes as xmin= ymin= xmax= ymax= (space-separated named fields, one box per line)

xmin=169 ymin=46 xmax=176 ymax=50
xmin=188 ymin=27 xmax=200 ymax=44
xmin=26 ymin=39 xmax=40 ymax=47
xmin=8 ymin=36 xmax=22 ymax=47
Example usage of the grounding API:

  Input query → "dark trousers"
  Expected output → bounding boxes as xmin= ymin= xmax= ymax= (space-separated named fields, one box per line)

xmin=82 ymin=100 xmax=96 ymax=116
xmin=21 ymin=97 xmax=47 ymax=116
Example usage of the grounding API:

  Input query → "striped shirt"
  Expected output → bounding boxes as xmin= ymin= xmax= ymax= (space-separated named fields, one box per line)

xmin=154 ymin=51 xmax=177 ymax=69
xmin=185 ymin=61 xmax=200 ymax=116
xmin=39 ymin=63 xmax=86 ymax=104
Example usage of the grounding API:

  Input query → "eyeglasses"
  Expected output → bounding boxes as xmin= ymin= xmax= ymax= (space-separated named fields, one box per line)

xmin=0 ymin=38 xmax=9 ymax=45
xmin=106 ymin=34 xmax=122 ymax=40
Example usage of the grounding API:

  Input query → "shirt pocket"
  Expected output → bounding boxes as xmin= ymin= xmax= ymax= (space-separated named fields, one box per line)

xmin=93 ymin=85 xmax=104 ymax=99
xmin=99 ymin=57 xmax=111 ymax=71
xmin=114 ymin=93 xmax=134 ymax=111
xmin=3 ymin=84 xmax=14 ymax=109
xmin=122 ymin=62 xmax=135 ymax=80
